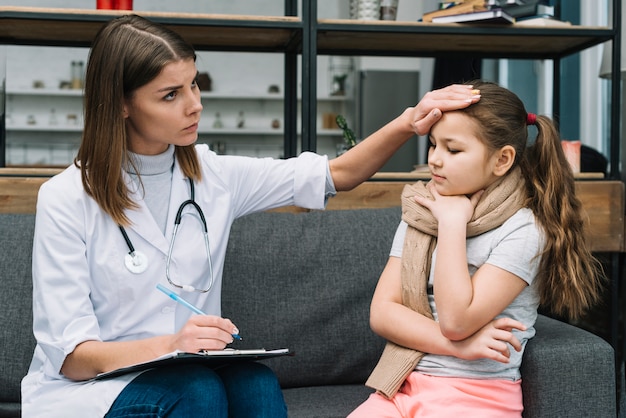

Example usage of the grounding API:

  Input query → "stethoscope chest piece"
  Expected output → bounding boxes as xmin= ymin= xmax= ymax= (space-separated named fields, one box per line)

xmin=125 ymin=250 xmax=148 ymax=274
xmin=118 ymin=178 xmax=213 ymax=290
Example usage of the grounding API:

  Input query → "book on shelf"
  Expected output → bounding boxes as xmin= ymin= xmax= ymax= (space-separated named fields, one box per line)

xmin=501 ymin=1 xmax=554 ymax=19
xmin=422 ymin=0 xmax=487 ymax=23
xmin=431 ymin=8 xmax=515 ymax=24
xmin=515 ymin=16 xmax=571 ymax=27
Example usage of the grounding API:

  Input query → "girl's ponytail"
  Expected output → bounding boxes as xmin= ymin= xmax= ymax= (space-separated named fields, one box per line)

xmin=521 ymin=115 xmax=604 ymax=320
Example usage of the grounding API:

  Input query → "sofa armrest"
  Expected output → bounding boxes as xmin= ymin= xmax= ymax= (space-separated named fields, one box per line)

xmin=521 ymin=314 xmax=616 ymax=417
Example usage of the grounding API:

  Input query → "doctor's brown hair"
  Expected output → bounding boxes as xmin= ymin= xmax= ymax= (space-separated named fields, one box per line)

xmin=75 ymin=15 xmax=201 ymax=226
xmin=461 ymin=80 xmax=603 ymax=320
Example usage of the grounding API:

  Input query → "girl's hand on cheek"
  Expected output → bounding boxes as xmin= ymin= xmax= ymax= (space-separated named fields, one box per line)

xmin=415 ymin=184 xmax=483 ymax=225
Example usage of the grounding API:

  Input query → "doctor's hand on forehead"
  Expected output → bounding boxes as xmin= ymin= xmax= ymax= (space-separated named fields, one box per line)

xmin=410 ymin=84 xmax=481 ymax=136
xmin=172 ymin=315 xmax=241 ymax=352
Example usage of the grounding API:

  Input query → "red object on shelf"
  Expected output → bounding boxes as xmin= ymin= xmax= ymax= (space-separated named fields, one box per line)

xmin=96 ymin=0 xmax=133 ymax=10
xmin=116 ymin=0 xmax=133 ymax=10
xmin=96 ymin=0 xmax=114 ymax=9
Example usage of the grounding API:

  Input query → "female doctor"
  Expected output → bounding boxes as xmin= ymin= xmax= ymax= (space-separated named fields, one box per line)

xmin=21 ymin=14 xmax=481 ymax=418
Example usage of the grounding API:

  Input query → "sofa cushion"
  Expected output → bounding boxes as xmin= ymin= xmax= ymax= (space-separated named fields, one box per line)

xmin=0 ymin=214 xmax=36 ymax=414
xmin=283 ymin=384 xmax=373 ymax=418
xmin=520 ymin=314 xmax=616 ymax=417
xmin=221 ymin=207 xmax=401 ymax=388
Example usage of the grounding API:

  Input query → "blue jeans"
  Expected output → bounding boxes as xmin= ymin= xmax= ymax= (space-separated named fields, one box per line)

xmin=105 ymin=362 xmax=287 ymax=418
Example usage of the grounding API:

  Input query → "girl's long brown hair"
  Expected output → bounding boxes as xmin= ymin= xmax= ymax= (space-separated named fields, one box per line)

xmin=463 ymin=80 xmax=603 ymax=320
xmin=76 ymin=15 xmax=201 ymax=226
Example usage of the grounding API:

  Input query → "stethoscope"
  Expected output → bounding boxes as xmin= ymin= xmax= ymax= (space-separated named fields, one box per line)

xmin=119 ymin=178 xmax=214 ymax=293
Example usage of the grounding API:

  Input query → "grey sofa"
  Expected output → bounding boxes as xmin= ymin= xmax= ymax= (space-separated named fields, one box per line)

xmin=0 ymin=208 xmax=618 ymax=417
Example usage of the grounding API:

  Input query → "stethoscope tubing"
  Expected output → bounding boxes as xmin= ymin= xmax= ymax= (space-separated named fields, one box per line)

xmin=120 ymin=178 xmax=214 ymax=293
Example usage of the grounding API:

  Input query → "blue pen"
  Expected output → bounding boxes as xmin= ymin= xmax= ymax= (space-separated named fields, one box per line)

xmin=156 ymin=283 xmax=242 ymax=341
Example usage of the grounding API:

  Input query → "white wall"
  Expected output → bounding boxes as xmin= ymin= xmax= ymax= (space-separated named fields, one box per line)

xmin=580 ymin=1 xmax=608 ymax=155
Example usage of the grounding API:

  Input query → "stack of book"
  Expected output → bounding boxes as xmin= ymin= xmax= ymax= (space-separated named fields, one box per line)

xmin=422 ymin=0 xmax=487 ymax=23
xmin=499 ymin=1 xmax=555 ymax=20
xmin=422 ymin=0 xmax=516 ymax=25
xmin=499 ymin=1 xmax=569 ymax=26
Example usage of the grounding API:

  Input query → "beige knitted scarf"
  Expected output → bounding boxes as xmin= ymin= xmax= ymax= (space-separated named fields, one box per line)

xmin=365 ymin=167 xmax=526 ymax=399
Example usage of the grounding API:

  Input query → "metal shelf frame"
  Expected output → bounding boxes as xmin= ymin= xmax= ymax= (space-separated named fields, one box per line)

xmin=0 ymin=1 xmax=621 ymax=167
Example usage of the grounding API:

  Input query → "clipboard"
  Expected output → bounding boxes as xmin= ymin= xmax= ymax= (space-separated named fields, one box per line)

xmin=93 ymin=348 xmax=292 ymax=380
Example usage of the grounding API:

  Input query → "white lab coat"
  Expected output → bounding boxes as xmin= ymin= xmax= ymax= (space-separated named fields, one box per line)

xmin=21 ymin=145 xmax=330 ymax=417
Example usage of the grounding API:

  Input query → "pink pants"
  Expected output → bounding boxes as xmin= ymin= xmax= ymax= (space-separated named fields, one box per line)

xmin=348 ymin=372 xmax=523 ymax=418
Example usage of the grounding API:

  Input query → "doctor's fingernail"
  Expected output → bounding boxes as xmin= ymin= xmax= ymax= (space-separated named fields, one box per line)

xmin=471 ymin=89 xmax=480 ymax=95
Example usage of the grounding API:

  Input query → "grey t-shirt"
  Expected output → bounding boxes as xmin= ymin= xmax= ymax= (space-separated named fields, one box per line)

xmin=389 ymin=208 xmax=542 ymax=380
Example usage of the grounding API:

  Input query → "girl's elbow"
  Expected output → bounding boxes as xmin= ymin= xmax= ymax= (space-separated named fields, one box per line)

xmin=369 ymin=305 xmax=387 ymax=336
xmin=438 ymin=320 xmax=472 ymax=341
xmin=369 ymin=312 xmax=382 ymax=335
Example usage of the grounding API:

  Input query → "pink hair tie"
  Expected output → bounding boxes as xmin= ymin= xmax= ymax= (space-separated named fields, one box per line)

xmin=526 ymin=113 xmax=537 ymax=125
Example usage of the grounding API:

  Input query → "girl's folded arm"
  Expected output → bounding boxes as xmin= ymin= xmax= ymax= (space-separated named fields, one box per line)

xmin=370 ymin=256 xmax=456 ymax=356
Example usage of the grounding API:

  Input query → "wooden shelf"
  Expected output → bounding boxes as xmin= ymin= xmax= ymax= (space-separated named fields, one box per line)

xmin=370 ymin=171 xmax=606 ymax=181
xmin=0 ymin=7 xmax=302 ymax=52
xmin=6 ymin=88 xmax=83 ymax=96
xmin=324 ymin=180 xmax=625 ymax=253
xmin=0 ymin=7 xmax=613 ymax=59
xmin=316 ymin=19 xmax=613 ymax=59
xmin=2 ymin=167 xmax=620 ymax=253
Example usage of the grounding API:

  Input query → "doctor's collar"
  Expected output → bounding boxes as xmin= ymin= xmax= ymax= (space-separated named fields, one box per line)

xmin=125 ymin=145 xmax=175 ymax=176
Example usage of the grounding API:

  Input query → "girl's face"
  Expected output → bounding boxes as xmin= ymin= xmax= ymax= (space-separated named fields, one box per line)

xmin=123 ymin=58 xmax=203 ymax=155
xmin=427 ymin=111 xmax=502 ymax=196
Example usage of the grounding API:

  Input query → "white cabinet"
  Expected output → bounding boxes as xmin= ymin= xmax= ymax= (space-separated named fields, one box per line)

xmin=6 ymin=88 xmax=83 ymax=131
xmin=197 ymin=92 xmax=350 ymax=158
xmin=4 ymin=87 xmax=352 ymax=166
xmin=5 ymin=88 xmax=83 ymax=166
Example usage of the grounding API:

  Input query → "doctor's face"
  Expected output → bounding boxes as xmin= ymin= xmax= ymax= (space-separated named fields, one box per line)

xmin=123 ymin=58 xmax=203 ymax=155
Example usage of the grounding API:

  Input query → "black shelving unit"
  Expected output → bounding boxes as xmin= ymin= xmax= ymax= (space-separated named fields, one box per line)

xmin=303 ymin=2 xmax=620 ymax=181
xmin=0 ymin=1 xmax=620 ymax=169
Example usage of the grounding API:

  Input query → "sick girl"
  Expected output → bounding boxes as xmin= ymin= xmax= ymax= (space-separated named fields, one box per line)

xmin=349 ymin=80 xmax=603 ymax=417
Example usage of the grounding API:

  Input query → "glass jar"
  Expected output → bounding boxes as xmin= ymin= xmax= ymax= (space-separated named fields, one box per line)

xmin=71 ymin=61 xmax=84 ymax=90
